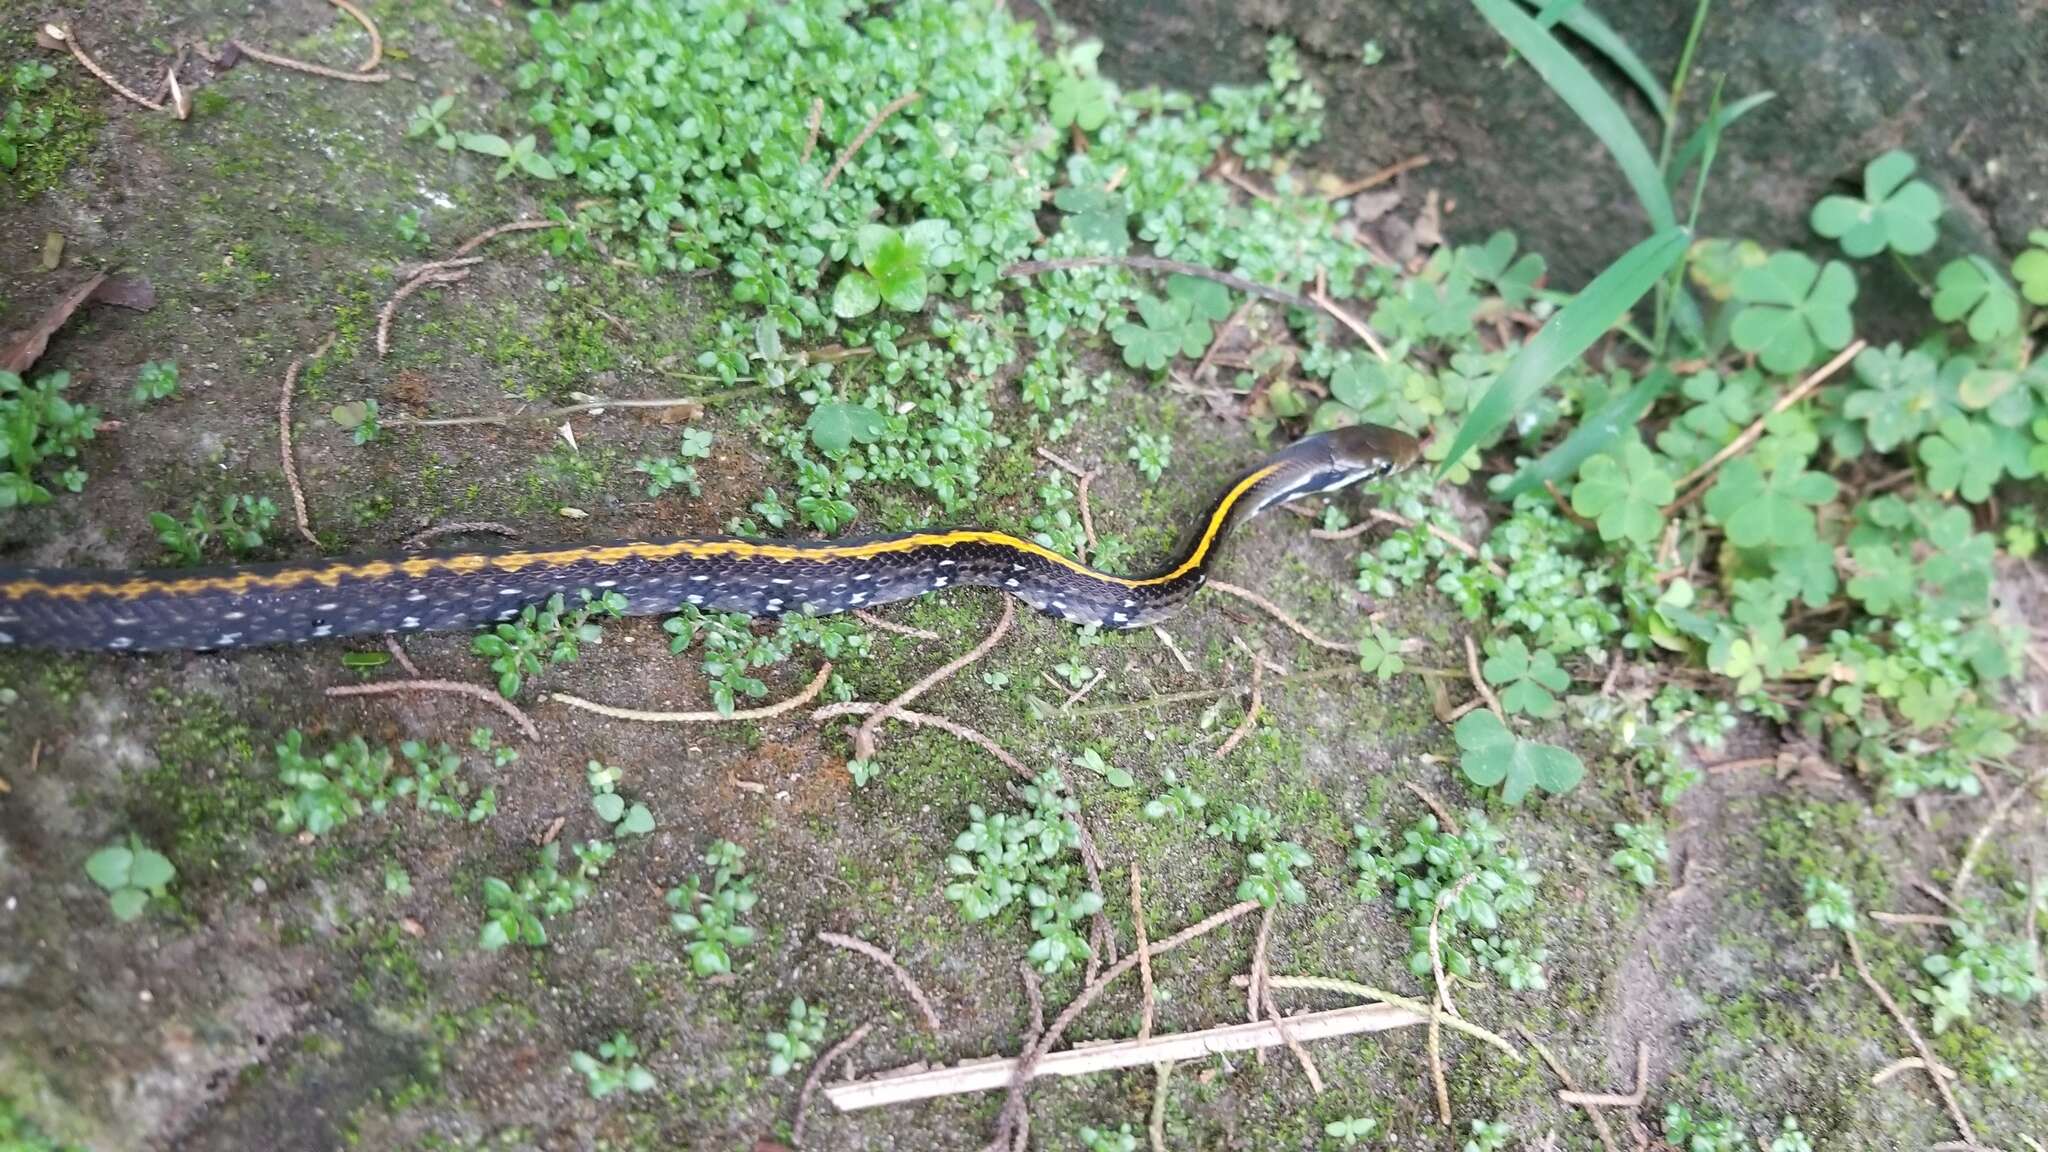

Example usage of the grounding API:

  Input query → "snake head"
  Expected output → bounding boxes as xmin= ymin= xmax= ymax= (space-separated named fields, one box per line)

xmin=1319 ymin=422 xmax=1423 ymax=480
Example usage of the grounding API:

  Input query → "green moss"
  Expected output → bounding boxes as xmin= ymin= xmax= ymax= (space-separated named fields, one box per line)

xmin=2 ymin=74 xmax=99 ymax=198
xmin=133 ymin=690 xmax=268 ymax=887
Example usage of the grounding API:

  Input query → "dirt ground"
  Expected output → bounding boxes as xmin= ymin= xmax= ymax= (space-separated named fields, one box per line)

xmin=1 ymin=3 xmax=2044 ymax=1151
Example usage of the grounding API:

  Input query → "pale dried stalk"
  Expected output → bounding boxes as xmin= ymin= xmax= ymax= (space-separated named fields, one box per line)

xmin=1463 ymin=635 xmax=1505 ymax=722
xmin=1950 ymin=767 xmax=2047 ymax=905
xmin=1668 ymin=339 xmax=1867 ymax=503
xmin=550 ymin=662 xmax=832 ymax=724
xmin=327 ymin=0 xmax=382 ymax=72
xmin=1555 ymin=1042 xmax=1650 ymax=1106
xmin=855 ymin=598 xmax=1014 ymax=758
xmin=821 ymin=90 xmax=921 ymax=190
xmin=819 ymin=932 xmax=943 ymax=1033
xmin=1207 ymin=579 xmax=1355 ymax=656
xmin=1214 ymin=660 xmax=1264 ymax=759
xmin=377 ymin=267 xmax=472 ymax=356
xmin=326 ymin=679 xmax=538 ymax=741
xmin=277 ymin=356 xmax=319 ymax=545
xmin=228 ymin=39 xmax=389 ymax=82
xmin=1132 ymin=867 xmax=1155 ymax=1041
xmin=46 ymin=26 xmax=163 ymax=110
xmin=811 ymin=700 xmax=1030 ymax=775
xmin=793 ymin=1021 xmax=873 ymax=1147
xmin=1843 ymin=931 xmax=1978 ymax=1148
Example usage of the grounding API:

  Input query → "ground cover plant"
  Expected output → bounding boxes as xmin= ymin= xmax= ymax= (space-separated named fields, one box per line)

xmin=0 ymin=0 xmax=2043 ymax=1149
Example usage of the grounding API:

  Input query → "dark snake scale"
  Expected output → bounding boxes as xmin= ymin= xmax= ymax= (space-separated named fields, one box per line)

xmin=0 ymin=425 xmax=1419 ymax=653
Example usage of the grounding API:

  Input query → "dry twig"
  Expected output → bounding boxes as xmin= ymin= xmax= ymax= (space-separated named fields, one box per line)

xmin=1950 ymin=767 xmax=2046 ymax=906
xmin=1207 ymin=579 xmax=1354 ymax=656
xmin=227 ymin=39 xmax=388 ymax=83
xmin=821 ymin=90 xmax=922 ymax=190
xmin=812 ymin=700 xmax=1029 ymax=775
xmin=1519 ymin=1027 xmax=1620 ymax=1152
xmin=1251 ymin=975 xmax=1520 ymax=1058
xmin=1326 ymin=154 xmax=1431 ymax=200
xmin=382 ymin=635 xmax=420 ymax=678
xmin=1148 ymin=1061 xmax=1174 ymax=1152
xmin=44 ymin=25 xmax=162 ymax=110
xmin=1403 ymin=781 xmax=1460 ymax=834
xmin=1308 ymin=287 xmax=1391 ymax=362
xmin=1131 ymin=867 xmax=1156 ymax=1041
xmin=1844 ymin=931 xmax=1979 ymax=1148
xmin=1556 ymin=1042 xmax=1650 ymax=1107
xmin=854 ymin=599 xmax=1013 ymax=759
xmin=327 ymin=679 xmax=539 ymax=741
xmin=1463 ymin=636 xmax=1505 ymax=722
xmin=819 ymin=932 xmax=943 ymax=1033
xmin=1214 ymin=660 xmax=1264 ymax=759
xmin=277 ymin=356 xmax=319 ymax=545
xmin=1152 ymin=627 xmax=1194 ymax=674
xmin=327 ymin=0 xmax=382 ymax=72
xmin=1872 ymin=1056 xmax=1957 ymax=1086
xmin=1260 ymin=984 xmax=1324 ymax=1091
xmin=852 ymin=609 xmax=940 ymax=641
xmin=793 ymin=1021 xmax=873 ymax=1147
xmin=550 ymin=663 xmax=833 ymax=724
xmin=799 ymin=97 xmax=825 ymax=165
xmin=1368 ymin=508 xmax=1504 ymax=576
xmin=377 ymin=267 xmax=472 ymax=356
xmin=1668 ymin=340 xmax=1866 ymax=508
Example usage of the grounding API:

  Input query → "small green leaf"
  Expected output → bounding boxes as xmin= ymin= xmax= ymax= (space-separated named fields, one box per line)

xmin=1809 ymin=150 xmax=1942 ymax=257
xmin=457 ymin=132 xmax=512 ymax=158
xmin=1452 ymin=709 xmax=1584 ymax=805
xmin=618 ymin=804 xmax=655 ymax=836
xmin=1703 ymin=457 xmax=1838 ymax=550
xmin=864 ymin=230 xmax=928 ymax=312
xmin=1729 ymin=251 xmax=1858 ymax=374
xmin=1568 ymin=441 xmax=1673 ymax=544
xmin=806 ymin=401 xmax=889 ymax=455
xmin=85 ymin=845 xmax=134 ymax=891
xmin=2013 ymin=241 xmax=2048 ymax=306
xmin=592 ymin=792 xmax=626 ymax=824
xmin=1918 ymin=415 xmax=2001 ymax=502
xmin=1482 ymin=636 xmax=1571 ymax=719
xmin=108 ymin=888 xmax=148 ymax=922
xmin=126 ymin=847 xmax=175 ymax=891
xmin=1843 ymin=344 xmax=1956 ymax=451
xmin=830 ymin=269 xmax=880 ymax=319
xmin=1051 ymin=184 xmax=1130 ymax=252
xmin=1931 ymin=256 xmax=2021 ymax=345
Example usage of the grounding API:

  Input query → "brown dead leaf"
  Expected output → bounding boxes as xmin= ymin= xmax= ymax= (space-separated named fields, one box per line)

xmin=0 ymin=274 xmax=158 ymax=375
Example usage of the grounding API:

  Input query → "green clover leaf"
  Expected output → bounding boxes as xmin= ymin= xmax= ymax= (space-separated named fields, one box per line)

xmin=1568 ymin=441 xmax=1673 ymax=545
xmin=1164 ymin=273 xmax=1234 ymax=324
xmin=1707 ymin=620 xmax=1805 ymax=694
xmin=1845 ymin=543 xmax=1915 ymax=616
xmin=1702 ymin=457 xmax=1838 ymax=550
xmin=1931 ymin=256 xmax=2020 ymax=345
xmin=1809 ymin=150 xmax=1941 ymax=257
xmin=2033 ymin=415 xmax=2048 ymax=477
xmin=1049 ymin=42 xmax=1113 ymax=132
xmin=1729 ymin=252 xmax=1857 ymax=374
xmin=1111 ymin=296 xmax=1210 ymax=372
xmin=1481 ymin=636 xmax=1571 ymax=719
xmin=859 ymin=225 xmax=929 ymax=312
xmin=2013 ymin=230 xmax=2048 ymax=306
xmin=1842 ymin=343 xmax=1958 ymax=451
xmin=806 ymin=401 xmax=889 ymax=455
xmin=1356 ymin=625 xmax=1406 ymax=681
xmin=1917 ymin=415 xmax=2000 ymax=502
xmin=1452 ymin=710 xmax=1583 ymax=805
xmin=1051 ymin=184 xmax=1129 ymax=253
xmin=1768 ymin=537 xmax=1840 ymax=609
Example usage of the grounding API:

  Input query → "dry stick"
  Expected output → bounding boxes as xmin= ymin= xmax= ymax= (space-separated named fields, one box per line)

xmin=989 ymin=901 xmax=1264 ymax=1149
xmin=1247 ymin=906 xmax=1271 ymax=1043
xmin=793 ymin=1021 xmax=873 ymax=1148
xmin=1667 ymin=339 xmax=1867 ymax=507
xmin=404 ymin=520 xmax=520 ymax=549
xmin=1950 ymin=767 xmax=2047 ymax=906
xmin=1152 ymin=627 xmax=1194 ymax=674
xmin=327 ymin=679 xmax=539 ymax=741
xmin=377 ymin=268 xmax=472 ymax=356
xmin=819 ymin=932 xmax=943 ymax=1033
xmin=821 ymin=90 xmax=922 ymax=190
xmin=1369 ymin=508 xmax=1504 ymax=576
xmin=452 ymin=217 xmax=562 ymax=258
xmin=278 ymin=357 xmax=319 ymax=545
xmin=1308 ymin=288 xmax=1391 ymax=362
xmin=1556 ymin=1042 xmax=1651 ymax=1107
xmin=1462 ymin=636 xmax=1505 ymax=722
xmin=1403 ymin=781 xmax=1461 ymax=834
xmin=1426 ymin=875 xmax=1476 ymax=1127
xmin=550 ymin=662 xmax=833 ymax=724
xmin=1148 ymin=1061 xmax=1174 ymax=1152
xmin=1519 ymin=1028 xmax=1621 ymax=1152
xmin=382 ymin=635 xmax=421 ymax=678
xmin=1703 ymin=755 xmax=1777 ymax=775
xmin=1193 ymin=297 xmax=1255 ymax=381
xmin=1003 ymin=255 xmax=1319 ymax=312
xmin=1061 ymin=670 xmax=1108 ymax=712
xmin=1843 ymin=931 xmax=1979 ymax=1148
xmin=1873 ymin=1056 xmax=1957 ymax=1086
xmin=812 ymin=701 xmax=1029 ymax=774
xmin=1255 ymin=975 xmax=1519 ymax=1058
xmin=1260 ymin=985 xmax=1324 ymax=1091
xmin=1207 ymin=579 xmax=1354 ymax=656
xmin=798 ymin=97 xmax=825 ymax=165
xmin=1871 ymin=910 xmax=1958 ymax=929
xmin=1035 ymin=445 xmax=1088 ymax=478
xmin=1214 ymin=660 xmax=1264 ymax=759
xmin=47 ymin=25 xmax=163 ymax=109
xmin=1326 ymin=153 xmax=1432 ymax=200
xmin=854 ymin=598 xmax=1014 ymax=759
xmin=852 ymin=609 xmax=940 ymax=641
xmin=1075 ymin=470 xmax=1100 ymax=559
xmin=228 ymin=39 xmax=388 ymax=82
xmin=1132 ymin=867 xmax=1156 ymax=1041
xmin=388 ymin=394 xmax=740 ymax=430
xmin=328 ymin=0 xmax=382 ymax=72
xmin=1309 ymin=519 xmax=1375 ymax=542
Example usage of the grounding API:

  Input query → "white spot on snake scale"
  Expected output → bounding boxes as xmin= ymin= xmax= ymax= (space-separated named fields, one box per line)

xmin=595 ymin=580 xmax=618 ymax=588
xmin=0 ymin=631 xmax=13 ymax=645
xmin=687 ymin=594 xmax=704 ymax=605
xmin=497 ymin=588 xmax=524 ymax=597
xmin=312 ymin=624 xmax=334 ymax=638
xmin=316 ymin=602 xmax=340 ymax=612
xmin=223 ymin=611 xmax=246 ymax=621
xmin=111 ymin=637 xmax=133 ymax=649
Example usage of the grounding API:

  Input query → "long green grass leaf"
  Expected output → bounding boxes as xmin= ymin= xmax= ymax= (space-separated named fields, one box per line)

xmin=1516 ymin=0 xmax=1671 ymax=123
xmin=1667 ymin=91 xmax=1774 ymax=191
xmin=1498 ymin=366 xmax=1675 ymax=498
xmin=1476 ymin=0 xmax=1675 ymax=232
xmin=1434 ymin=227 xmax=1690 ymax=481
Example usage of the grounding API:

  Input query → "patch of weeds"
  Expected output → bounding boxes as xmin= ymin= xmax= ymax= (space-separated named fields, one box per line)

xmin=270 ymin=731 xmax=492 ymax=836
xmin=150 ymin=495 xmax=279 ymax=564
xmin=1350 ymin=811 xmax=1544 ymax=991
xmin=1609 ymin=821 xmax=1668 ymax=888
xmin=664 ymin=606 xmax=868 ymax=715
xmin=84 ymin=835 xmax=177 ymax=922
xmin=944 ymin=769 xmax=1104 ymax=974
xmin=1323 ymin=1116 xmax=1377 ymax=1146
xmin=133 ymin=360 xmax=179 ymax=403
xmin=0 ymin=370 xmax=97 ymax=507
xmin=1079 ymin=1124 xmax=1138 ymax=1152
xmin=1913 ymin=916 xmax=2043 ymax=1034
xmin=1125 ymin=427 xmax=1172 ymax=482
xmin=472 ymin=590 xmax=628 ymax=697
xmin=1461 ymin=1119 xmax=1511 ymax=1152
xmin=635 ymin=426 xmax=714 ymax=497
xmin=666 ymin=840 xmax=757 ymax=977
xmin=1205 ymin=801 xmax=1311 ymax=908
xmin=569 ymin=1032 xmax=656 ymax=1099
xmin=585 ymin=760 xmax=655 ymax=836
xmin=1450 ymin=709 xmax=1583 ymax=805
xmin=1141 ymin=766 xmax=1207 ymax=823
xmin=764 ymin=997 xmax=825 ymax=1077
xmin=478 ymin=843 xmax=590 ymax=951
xmin=1661 ymin=1103 xmax=1743 ymax=1152
xmin=330 ymin=398 xmax=380 ymax=445
xmin=0 ymin=1096 xmax=82 ymax=1152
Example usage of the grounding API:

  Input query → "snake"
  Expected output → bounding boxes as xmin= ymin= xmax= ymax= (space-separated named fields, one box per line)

xmin=0 ymin=424 xmax=1419 ymax=654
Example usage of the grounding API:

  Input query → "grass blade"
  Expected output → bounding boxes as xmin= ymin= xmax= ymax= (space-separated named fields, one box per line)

xmin=1476 ymin=0 xmax=1675 ymax=232
xmin=1666 ymin=91 xmax=1774 ymax=191
xmin=1434 ymin=227 xmax=1689 ymax=481
xmin=1517 ymin=0 xmax=1672 ymax=124
xmin=1498 ymin=366 xmax=1675 ymax=498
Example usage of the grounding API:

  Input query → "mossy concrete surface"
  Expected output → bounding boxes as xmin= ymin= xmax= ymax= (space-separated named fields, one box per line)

xmin=0 ymin=3 xmax=2042 ymax=1151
